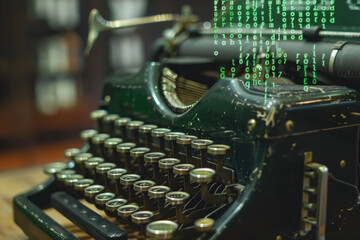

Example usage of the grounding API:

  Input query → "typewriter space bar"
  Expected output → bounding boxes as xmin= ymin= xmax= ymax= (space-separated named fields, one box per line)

xmin=51 ymin=191 xmax=127 ymax=240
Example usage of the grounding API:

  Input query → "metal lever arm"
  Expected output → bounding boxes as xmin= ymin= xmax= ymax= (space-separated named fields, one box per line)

xmin=84 ymin=9 xmax=181 ymax=55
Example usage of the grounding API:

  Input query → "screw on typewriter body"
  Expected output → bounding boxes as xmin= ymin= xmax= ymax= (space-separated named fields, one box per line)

xmin=207 ymin=144 xmax=230 ymax=182
xmin=84 ymin=157 xmax=104 ymax=180
xmin=117 ymin=204 xmax=139 ymax=225
xmin=103 ymin=114 xmax=119 ymax=135
xmin=191 ymin=139 xmax=213 ymax=168
xmin=139 ymin=124 xmax=158 ymax=148
xmin=126 ymin=120 xmax=144 ymax=144
xmin=120 ymin=174 xmax=141 ymax=203
xmin=105 ymin=198 xmax=127 ymax=217
xmin=134 ymin=180 xmax=155 ymax=210
xmin=144 ymin=152 xmax=166 ymax=183
xmin=146 ymin=220 xmax=179 ymax=239
xmin=64 ymin=148 xmax=81 ymax=161
xmin=164 ymin=132 xmax=185 ymax=158
xmin=151 ymin=128 xmax=171 ymax=152
xmin=56 ymin=170 xmax=76 ymax=188
xmin=84 ymin=184 xmax=105 ymax=203
xmin=194 ymin=218 xmax=215 ymax=233
xmin=74 ymin=153 xmax=93 ymax=176
xmin=116 ymin=142 xmax=136 ymax=170
xmin=148 ymin=185 xmax=171 ymax=218
xmin=131 ymin=210 xmax=154 ymax=236
xmin=159 ymin=158 xmax=181 ymax=189
xmin=107 ymin=168 xmax=127 ymax=196
xmin=92 ymin=133 xmax=110 ymax=158
xmin=90 ymin=109 xmax=108 ymax=133
xmin=166 ymin=191 xmax=190 ymax=224
xmin=176 ymin=135 xmax=197 ymax=163
xmin=80 ymin=129 xmax=98 ymax=153
xmin=43 ymin=162 xmax=68 ymax=175
xmin=96 ymin=162 xmax=116 ymax=190
xmin=114 ymin=117 xmax=132 ymax=140
xmin=104 ymin=137 xmax=123 ymax=163
xmin=94 ymin=192 xmax=115 ymax=210
xmin=130 ymin=147 xmax=151 ymax=177
xmin=173 ymin=163 xmax=195 ymax=194
xmin=74 ymin=178 xmax=94 ymax=198
xmin=190 ymin=168 xmax=227 ymax=204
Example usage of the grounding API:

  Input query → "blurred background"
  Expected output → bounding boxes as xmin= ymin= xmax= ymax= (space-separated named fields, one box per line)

xmin=0 ymin=0 xmax=212 ymax=171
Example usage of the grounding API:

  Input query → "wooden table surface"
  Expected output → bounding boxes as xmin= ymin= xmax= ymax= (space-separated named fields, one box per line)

xmin=0 ymin=165 xmax=48 ymax=240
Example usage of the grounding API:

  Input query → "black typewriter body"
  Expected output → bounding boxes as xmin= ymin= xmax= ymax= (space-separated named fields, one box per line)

xmin=13 ymin=3 xmax=360 ymax=240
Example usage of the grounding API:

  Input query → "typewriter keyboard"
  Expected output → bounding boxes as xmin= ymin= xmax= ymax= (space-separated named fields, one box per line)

xmin=44 ymin=109 xmax=244 ymax=239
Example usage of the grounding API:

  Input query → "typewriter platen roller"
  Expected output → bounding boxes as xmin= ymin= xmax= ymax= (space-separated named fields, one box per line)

xmin=14 ymin=4 xmax=360 ymax=240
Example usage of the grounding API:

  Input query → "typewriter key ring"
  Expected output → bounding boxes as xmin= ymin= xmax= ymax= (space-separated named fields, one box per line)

xmin=74 ymin=153 xmax=93 ymax=175
xmin=95 ymin=192 xmax=116 ymax=210
xmin=117 ymin=204 xmax=140 ymax=224
xmin=146 ymin=220 xmax=179 ymax=239
xmin=126 ymin=120 xmax=144 ymax=144
xmin=116 ymin=142 xmax=136 ymax=170
xmin=177 ymin=135 xmax=197 ymax=163
xmin=191 ymin=139 xmax=213 ymax=168
xmin=132 ymin=211 xmax=154 ymax=235
xmin=90 ymin=109 xmax=107 ymax=132
xmin=130 ymin=147 xmax=151 ymax=176
xmin=151 ymin=128 xmax=171 ymax=152
xmin=92 ymin=133 xmax=110 ymax=158
xmin=120 ymin=174 xmax=141 ymax=202
xmin=166 ymin=191 xmax=190 ymax=224
xmin=103 ymin=114 xmax=119 ymax=136
xmin=105 ymin=198 xmax=127 ymax=217
xmin=165 ymin=132 xmax=185 ymax=158
xmin=139 ymin=124 xmax=158 ymax=148
xmin=107 ymin=168 xmax=127 ymax=195
xmin=44 ymin=162 xmax=68 ymax=175
xmin=173 ymin=163 xmax=195 ymax=193
xmin=114 ymin=117 xmax=132 ymax=140
xmin=159 ymin=158 xmax=181 ymax=188
xmin=84 ymin=185 xmax=105 ymax=203
xmin=144 ymin=152 xmax=166 ymax=182
xmin=134 ymin=180 xmax=155 ymax=209
xmin=207 ymin=144 xmax=230 ymax=182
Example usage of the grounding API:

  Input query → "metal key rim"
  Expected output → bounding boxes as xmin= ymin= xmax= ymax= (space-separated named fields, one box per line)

xmin=146 ymin=220 xmax=179 ymax=239
xmin=173 ymin=163 xmax=195 ymax=176
xmin=105 ymin=198 xmax=128 ymax=211
xmin=117 ymin=204 xmax=140 ymax=217
xmin=84 ymin=185 xmax=105 ymax=197
xmin=116 ymin=142 xmax=136 ymax=153
xmin=95 ymin=192 xmax=116 ymax=205
xmin=165 ymin=191 xmax=190 ymax=205
xmin=131 ymin=211 xmax=154 ymax=224
xmin=134 ymin=180 xmax=156 ymax=192
xmin=158 ymin=158 xmax=181 ymax=169
xmin=189 ymin=168 xmax=215 ymax=183
xmin=148 ymin=185 xmax=171 ymax=199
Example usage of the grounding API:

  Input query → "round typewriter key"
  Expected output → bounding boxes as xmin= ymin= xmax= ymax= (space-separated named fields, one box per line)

xmin=148 ymin=185 xmax=170 ymax=199
xmin=117 ymin=204 xmax=139 ymax=218
xmin=207 ymin=144 xmax=230 ymax=156
xmin=107 ymin=168 xmax=127 ymax=179
xmin=194 ymin=218 xmax=215 ymax=232
xmin=151 ymin=128 xmax=171 ymax=152
xmin=74 ymin=153 xmax=93 ymax=175
xmin=131 ymin=210 xmax=153 ymax=224
xmin=159 ymin=158 xmax=181 ymax=170
xmin=173 ymin=163 xmax=195 ymax=176
xmin=191 ymin=139 xmax=213 ymax=167
xmin=190 ymin=168 xmax=215 ymax=184
xmin=139 ymin=124 xmax=158 ymax=147
xmin=164 ymin=132 xmax=185 ymax=141
xmin=130 ymin=147 xmax=150 ymax=176
xmin=64 ymin=148 xmax=80 ymax=159
xmin=191 ymin=139 xmax=213 ymax=150
xmin=120 ymin=174 xmax=141 ymax=186
xmin=85 ymin=157 xmax=104 ymax=179
xmin=74 ymin=178 xmax=94 ymax=193
xmin=159 ymin=158 xmax=180 ymax=188
xmin=96 ymin=162 xmax=116 ymax=174
xmin=151 ymin=128 xmax=171 ymax=137
xmin=104 ymin=138 xmax=123 ymax=163
xmin=105 ymin=198 xmax=127 ymax=217
xmin=116 ymin=142 xmax=136 ymax=153
xmin=56 ymin=170 xmax=76 ymax=183
xmin=139 ymin=124 xmax=158 ymax=134
xmin=80 ymin=129 xmax=98 ymax=141
xmin=130 ymin=147 xmax=151 ymax=157
xmin=114 ymin=117 xmax=132 ymax=127
xmin=95 ymin=192 xmax=116 ymax=210
xmin=165 ymin=132 xmax=185 ymax=158
xmin=104 ymin=138 xmax=123 ymax=148
xmin=126 ymin=120 xmax=144 ymax=130
xmin=90 ymin=109 xmax=108 ymax=120
xmin=145 ymin=152 xmax=166 ymax=182
xmin=92 ymin=133 xmax=110 ymax=157
xmin=166 ymin=191 xmax=190 ymax=206
xmin=116 ymin=142 xmax=136 ymax=170
xmin=144 ymin=152 xmax=166 ymax=163
xmin=146 ymin=220 xmax=178 ymax=239
xmin=176 ymin=135 xmax=197 ymax=145
xmin=43 ymin=162 xmax=67 ymax=175
xmin=64 ymin=174 xmax=84 ymax=187
xmin=103 ymin=114 xmax=119 ymax=123
xmin=134 ymin=180 xmax=155 ymax=193
xmin=96 ymin=162 xmax=116 ymax=189
xmin=84 ymin=184 xmax=105 ymax=203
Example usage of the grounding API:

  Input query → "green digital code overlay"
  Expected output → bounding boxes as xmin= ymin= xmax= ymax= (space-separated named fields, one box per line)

xmin=214 ymin=0 xmax=335 ymax=104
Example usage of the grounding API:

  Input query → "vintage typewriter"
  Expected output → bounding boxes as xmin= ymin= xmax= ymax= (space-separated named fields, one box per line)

xmin=13 ymin=2 xmax=360 ymax=240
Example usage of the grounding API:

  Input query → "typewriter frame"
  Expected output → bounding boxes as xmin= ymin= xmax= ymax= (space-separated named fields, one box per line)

xmin=14 ymin=61 xmax=360 ymax=240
